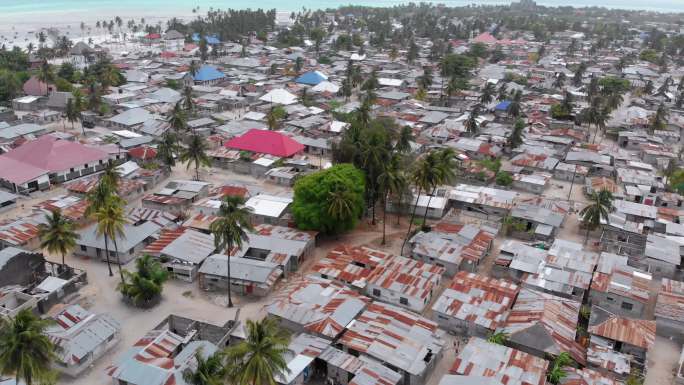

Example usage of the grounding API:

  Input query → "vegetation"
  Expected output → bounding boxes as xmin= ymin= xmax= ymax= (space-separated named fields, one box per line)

xmin=0 ymin=309 xmax=56 ymax=385
xmin=182 ymin=350 xmax=226 ymax=385
xmin=225 ymin=318 xmax=290 ymax=385
xmin=580 ymin=189 xmax=614 ymax=244
xmin=209 ymin=196 xmax=253 ymax=308
xmin=181 ymin=134 xmax=211 ymax=181
xmin=117 ymin=254 xmax=169 ymax=307
xmin=37 ymin=209 xmax=80 ymax=267
xmin=548 ymin=352 xmax=574 ymax=385
xmin=291 ymin=164 xmax=365 ymax=235
xmin=487 ymin=331 xmax=508 ymax=345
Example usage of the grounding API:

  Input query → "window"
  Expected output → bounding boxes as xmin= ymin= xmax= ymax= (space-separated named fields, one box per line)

xmin=84 ymin=164 xmax=88 ymax=168
xmin=606 ymin=296 xmax=614 ymax=302
xmin=372 ymin=288 xmax=381 ymax=297
xmin=621 ymin=302 xmax=633 ymax=311
xmin=399 ymin=297 xmax=409 ymax=305
xmin=80 ymin=245 xmax=87 ymax=252
xmin=70 ymin=168 xmax=75 ymax=173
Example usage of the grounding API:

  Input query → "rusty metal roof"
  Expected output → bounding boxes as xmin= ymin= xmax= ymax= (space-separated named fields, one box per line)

xmin=588 ymin=308 xmax=655 ymax=350
xmin=432 ymin=272 xmax=519 ymax=331
xmin=656 ymin=278 xmax=684 ymax=322
xmin=449 ymin=337 xmax=549 ymax=385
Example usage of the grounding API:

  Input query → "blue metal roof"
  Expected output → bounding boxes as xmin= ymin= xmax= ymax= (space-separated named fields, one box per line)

xmin=495 ymin=101 xmax=511 ymax=111
xmin=191 ymin=33 xmax=221 ymax=45
xmin=193 ymin=65 xmax=226 ymax=82
xmin=295 ymin=71 xmax=326 ymax=85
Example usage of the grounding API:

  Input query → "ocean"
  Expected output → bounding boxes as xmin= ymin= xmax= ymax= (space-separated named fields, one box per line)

xmin=0 ymin=0 xmax=681 ymax=46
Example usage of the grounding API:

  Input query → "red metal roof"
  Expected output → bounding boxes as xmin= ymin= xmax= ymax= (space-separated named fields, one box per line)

xmin=225 ymin=129 xmax=304 ymax=157
xmin=128 ymin=146 xmax=157 ymax=160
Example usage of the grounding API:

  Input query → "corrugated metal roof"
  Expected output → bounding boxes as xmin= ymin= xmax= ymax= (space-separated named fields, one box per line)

xmin=432 ymin=272 xmax=519 ymax=331
xmin=656 ymin=278 xmax=684 ymax=322
xmin=450 ymin=337 xmax=549 ymax=385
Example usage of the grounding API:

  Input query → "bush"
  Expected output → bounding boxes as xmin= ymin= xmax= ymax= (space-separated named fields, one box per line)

xmin=118 ymin=255 xmax=168 ymax=308
xmin=496 ymin=171 xmax=513 ymax=186
xmin=291 ymin=164 xmax=365 ymax=234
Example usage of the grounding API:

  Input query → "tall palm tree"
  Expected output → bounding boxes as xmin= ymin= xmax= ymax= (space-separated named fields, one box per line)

xmin=224 ymin=318 xmax=290 ymax=385
xmin=181 ymin=134 xmax=211 ymax=181
xmin=183 ymin=350 xmax=226 ymax=385
xmin=170 ymin=102 xmax=187 ymax=132
xmin=266 ymin=106 xmax=286 ymax=131
xmin=94 ymin=197 xmax=126 ymax=280
xmin=37 ymin=209 xmax=80 ymax=267
xmin=209 ymin=196 xmax=253 ymax=308
xmin=100 ymin=161 xmax=120 ymax=190
xmin=479 ymin=82 xmax=495 ymax=105
xmin=508 ymin=118 xmax=525 ymax=149
xmin=182 ymin=86 xmax=195 ymax=112
xmin=464 ymin=106 xmax=480 ymax=136
xmin=157 ymin=131 xmax=179 ymax=169
xmin=378 ymin=153 xmax=406 ymax=245
xmin=497 ymin=83 xmax=508 ymax=102
xmin=0 ymin=309 xmax=56 ymax=385
xmin=580 ymin=189 xmax=613 ymax=244
xmin=395 ymin=125 xmax=414 ymax=153
xmin=552 ymin=72 xmax=566 ymax=89
xmin=65 ymin=99 xmax=79 ymax=131
xmin=507 ymin=90 xmax=523 ymax=118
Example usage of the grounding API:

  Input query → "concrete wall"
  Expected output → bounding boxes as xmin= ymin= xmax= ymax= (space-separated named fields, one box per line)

xmin=588 ymin=291 xmax=645 ymax=319
xmin=656 ymin=317 xmax=684 ymax=343
xmin=0 ymin=251 xmax=45 ymax=287
xmin=432 ymin=312 xmax=491 ymax=339
xmin=365 ymin=282 xmax=435 ymax=314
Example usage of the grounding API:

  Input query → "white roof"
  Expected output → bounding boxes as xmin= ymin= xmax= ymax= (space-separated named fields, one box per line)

xmin=276 ymin=354 xmax=314 ymax=384
xmin=246 ymin=194 xmax=292 ymax=218
xmin=259 ymin=89 xmax=298 ymax=105
xmin=116 ymin=161 xmax=140 ymax=177
xmin=112 ymin=130 xmax=142 ymax=138
xmin=378 ymin=78 xmax=403 ymax=87
xmin=35 ymin=276 xmax=68 ymax=293
xmin=253 ymin=157 xmax=277 ymax=167
xmin=311 ymin=81 xmax=340 ymax=93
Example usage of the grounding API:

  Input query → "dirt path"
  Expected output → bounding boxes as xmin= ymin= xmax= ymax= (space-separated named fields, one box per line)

xmin=645 ymin=336 xmax=680 ymax=385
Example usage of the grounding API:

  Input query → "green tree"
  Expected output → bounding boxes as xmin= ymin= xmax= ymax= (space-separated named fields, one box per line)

xmin=464 ymin=106 xmax=480 ymax=136
xmin=0 ymin=69 xmax=21 ymax=103
xmin=291 ymin=164 xmax=365 ymax=234
xmin=378 ymin=153 xmax=406 ymax=245
xmin=0 ymin=309 xmax=56 ymax=385
xmin=156 ymin=131 xmax=179 ymax=168
xmin=182 ymin=350 xmax=226 ymax=385
xmin=182 ymin=86 xmax=195 ymax=112
xmin=495 ymin=171 xmax=513 ymax=186
xmin=552 ymin=72 xmax=566 ymax=89
xmin=580 ymin=189 xmax=613 ymax=244
xmin=487 ymin=331 xmax=508 ymax=345
xmin=65 ymin=98 xmax=79 ymax=131
xmin=117 ymin=254 xmax=168 ymax=307
xmin=309 ymin=28 xmax=326 ymax=56
xmin=181 ymin=134 xmax=211 ymax=181
xmin=209 ymin=195 xmax=253 ymax=308
xmin=508 ymin=118 xmax=525 ymax=149
xmin=94 ymin=196 xmax=126 ymax=281
xmin=507 ymin=90 xmax=523 ymax=118
xmin=548 ymin=352 xmax=574 ymax=385
xmin=266 ymin=106 xmax=286 ymax=130
xmin=38 ymin=209 xmax=80 ymax=267
xmin=479 ymin=82 xmax=495 ymax=105
xmin=170 ymin=102 xmax=188 ymax=132
xmin=225 ymin=318 xmax=290 ymax=385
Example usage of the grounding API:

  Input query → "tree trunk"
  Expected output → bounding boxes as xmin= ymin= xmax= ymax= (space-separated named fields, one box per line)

xmin=61 ymin=251 xmax=66 ymax=267
xmin=401 ymin=187 xmax=422 ymax=255
xmin=104 ymin=234 xmax=113 ymax=277
xmin=112 ymin=237 xmax=124 ymax=283
xmin=421 ymin=187 xmax=436 ymax=227
xmin=584 ymin=226 xmax=590 ymax=245
xmin=227 ymin=248 xmax=233 ymax=308
xmin=381 ymin=192 xmax=388 ymax=245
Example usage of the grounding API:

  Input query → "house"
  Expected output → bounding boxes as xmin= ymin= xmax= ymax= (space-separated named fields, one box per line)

xmin=0 ymin=135 xmax=111 ymax=192
xmin=0 ymin=191 xmax=17 ymax=214
xmin=0 ymin=247 xmax=46 ymax=286
xmin=448 ymin=337 xmax=549 ymax=385
xmin=197 ymin=254 xmax=282 ymax=296
xmin=498 ymin=288 xmax=585 ymax=365
xmin=0 ymin=213 xmax=48 ymax=250
xmin=432 ymin=272 xmax=519 ymax=337
xmin=559 ymin=368 xmax=623 ymax=385
xmin=46 ymin=305 xmax=120 ymax=377
xmin=142 ymin=227 xmax=215 ymax=282
xmin=496 ymin=239 xmax=597 ymax=302
xmin=588 ymin=306 xmax=655 ymax=378
xmin=225 ymin=129 xmax=304 ymax=157
xmin=509 ymin=203 xmax=565 ymax=241
xmin=0 ymin=123 xmax=48 ymax=141
xmin=74 ymin=221 xmax=161 ymax=264
xmin=589 ymin=252 xmax=652 ymax=318
xmin=0 ymin=288 xmax=39 ymax=318
xmin=409 ymin=222 xmax=495 ymax=275
xmin=448 ymin=184 xmax=518 ymax=219
xmin=108 ymin=108 xmax=153 ymax=130
xmin=193 ymin=65 xmax=226 ymax=85
xmin=338 ymin=302 xmax=445 ymax=385
xmin=142 ymin=180 xmax=211 ymax=213
xmin=641 ymin=234 xmax=681 ymax=279
xmin=655 ymin=278 xmax=684 ymax=341
xmin=22 ymin=75 xmax=51 ymax=96
xmin=107 ymin=315 xmax=236 ymax=385
xmin=296 ymin=71 xmax=328 ymax=85
xmin=245 ymin=194 xmax=293 ymax=227
xmin=276 ymin=333 xmax=331 ymax=385
xmin=311 ymin=245 xmax=444 ymax=313
xmin=234 ymin=224 xmax=316 ymax=274
xmin=265 ymin=275 xmax=369 ymax=340
xmin=319 ymin=347 xmax=402 ymax=385
xmin=387 ymin=191 xmax=450 ymax=220
xmin=259 ymin=88 xmax=299 ymax=105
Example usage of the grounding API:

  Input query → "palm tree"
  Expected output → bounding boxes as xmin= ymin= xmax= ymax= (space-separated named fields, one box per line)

xmin=181 ymin=134 xmax=211 ymax=181
xmin=418 ymin=67 xmax=433 ymax=90
xmin=224 ymin=318 xmax=290 ymax=385
xmin=266 ymin=106 xmax=286 ymax=130
xmin=37 ymin=60 xmax=54 ymax=92
xmin=327 ymin=187 xmax=357 ymax=230
xmin=508 ymin=118 xmax=525 ymax=149
xmin=580 ymin=189 xmax=613 ymax=244
xmin=118 ymin=254 xmax=168 ymax=307
xmin=378 ymin=153 xmax=406 ymax=244
xmin=650 ymin=102 xmax=669 ymax=133
xmin=37 ymin=209 xmax=80 ymax=267
xmin=548 ymin=352 xmax=574 ymax=385
xmin=209 ymin=196 xmax=253 ymax=308
xmin=395 ymin=126 xmax=414 ymax=153
xmin=552 ymin=72 xmax=566 ymax=89
xmin=0 ymin=309 xmax=56 ymax=385
xmin=507 ymin=90 xmax=522 ymax=118
xmin=100 ymin=161 xmax=120 ymax=190
xmin=94 ymin=197 xmax=126 ymax=281
xmin=170 ymin=102 xmax=187 ymax=132
xmin=189 ymin=60 xmax=200 ymax=78
xmin=294 ymin=56 xmax=304 ymax=74
xmin=464 ymin=106 xmax=480 ymax=136
xmin=497 ymin=83 xmax=509 ymax=102
xmin=65 ymin=99 xmax=79 ymax=131
xmin=487 ymin=331 xmax=508 ymax=345
xmin=183 ymin=350 xmax=226 ymax=385
xmin=479 ymin=82 xmax=495 ymax=105
xmin=182 ymin=86 xmax=195 ymax=112
xmin=157 ymin=131 xmax=179 ymax=169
